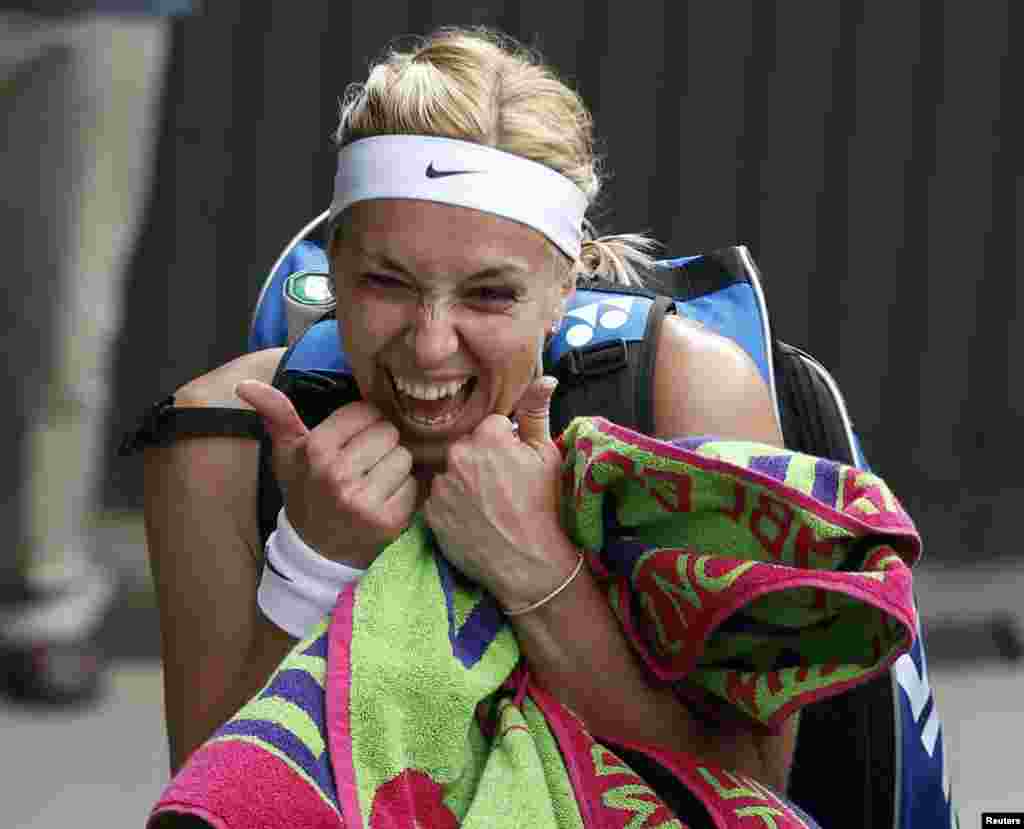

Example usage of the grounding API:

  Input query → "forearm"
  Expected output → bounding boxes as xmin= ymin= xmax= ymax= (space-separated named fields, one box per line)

xmin=169 ymin=609 xmax=296 ymax=773
xmin=508 ymin=542 xmax=799 ymax=792
xmin=508 ymin=545 xmax=699 ymax=751
xmin=142 ymin=439 xmax=294 ymax=773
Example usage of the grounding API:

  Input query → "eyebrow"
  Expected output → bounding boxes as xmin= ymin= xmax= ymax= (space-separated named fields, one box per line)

xmin=360 ymin=251 xmax=529 ymax=282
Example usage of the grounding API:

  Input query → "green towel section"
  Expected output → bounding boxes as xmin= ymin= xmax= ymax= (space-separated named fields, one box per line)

xmin=153 ymin=417 xmax=919 ymax=828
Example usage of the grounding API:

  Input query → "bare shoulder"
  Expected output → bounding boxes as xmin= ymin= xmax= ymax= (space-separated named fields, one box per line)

xmin=652 ymin=314 xmax=781 ymax=445
xmin=175 ymin=347 xmax=287 ymax=409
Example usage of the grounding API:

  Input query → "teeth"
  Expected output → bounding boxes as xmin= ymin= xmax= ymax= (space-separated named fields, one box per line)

xmin=392 ymin=375 xmax=470 ymax=400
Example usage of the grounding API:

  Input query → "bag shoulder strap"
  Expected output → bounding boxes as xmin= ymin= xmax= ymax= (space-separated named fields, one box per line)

xmin=773 ymin=340 xmax=856 ymax=464
xmin=548 ymin=285 xmax=674 ymax=437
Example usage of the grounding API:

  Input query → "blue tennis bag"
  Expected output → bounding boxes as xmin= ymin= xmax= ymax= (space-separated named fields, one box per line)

xmin=249 ymin=219 xmax=957 ymax=829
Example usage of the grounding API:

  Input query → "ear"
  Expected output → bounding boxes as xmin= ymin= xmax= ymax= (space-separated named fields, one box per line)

xmin=561 ymin=261 xmax=579 ymax=300
xmin=549 ymin=277 xmax=574 ymax=337
xmin=546 ymin=253 xmax=576 ymax=328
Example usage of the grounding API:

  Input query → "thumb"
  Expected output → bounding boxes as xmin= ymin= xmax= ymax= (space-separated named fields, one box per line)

xmin=234 ymin=379 xmax=309 ymax=451
xmin=514 ymin=375 xmax=558 ymax=448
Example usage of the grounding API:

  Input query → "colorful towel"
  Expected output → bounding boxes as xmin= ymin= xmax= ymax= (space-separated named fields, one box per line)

xmin=151 ymin=417 xmax=920 ymax=829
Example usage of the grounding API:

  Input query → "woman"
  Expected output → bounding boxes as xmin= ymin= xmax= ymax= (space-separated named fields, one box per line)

xmin=145 ymin=26 xmax=812 ymax=816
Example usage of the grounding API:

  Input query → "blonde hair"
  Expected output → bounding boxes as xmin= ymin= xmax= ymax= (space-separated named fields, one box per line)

xmin=334 ymin=27 xmax=660 ymax=287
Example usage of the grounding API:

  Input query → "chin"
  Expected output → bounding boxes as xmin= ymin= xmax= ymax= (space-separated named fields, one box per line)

xmin=406 ymin=439 xmax=453 ymax=474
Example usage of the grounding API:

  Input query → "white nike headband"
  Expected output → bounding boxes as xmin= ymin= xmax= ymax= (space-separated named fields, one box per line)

xmin=328 ymin=135 xmax=589 ymax=259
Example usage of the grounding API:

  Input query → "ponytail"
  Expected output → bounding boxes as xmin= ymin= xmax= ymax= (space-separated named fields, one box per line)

xmin=577 ymin=221 xmax=661 ymax=287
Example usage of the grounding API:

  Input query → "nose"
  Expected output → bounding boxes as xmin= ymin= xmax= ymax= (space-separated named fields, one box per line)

xmin=407 ymin=303 xmax=460 ymax=368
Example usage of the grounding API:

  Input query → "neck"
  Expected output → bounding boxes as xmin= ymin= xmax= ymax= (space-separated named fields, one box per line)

xmin=412 ymin=465 xmax=439 ymax=509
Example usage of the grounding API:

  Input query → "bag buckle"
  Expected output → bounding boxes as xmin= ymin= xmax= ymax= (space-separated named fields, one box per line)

xmin=563 ymin=339 xmax=629 ymax=379
xmin=118 ymin=394 xmax=175 ymax=456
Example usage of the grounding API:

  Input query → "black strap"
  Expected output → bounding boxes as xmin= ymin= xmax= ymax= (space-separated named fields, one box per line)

xmin=788 ymin=673 xmax=896 ymax=829
xmin=118 ymin=395 xmax=265 ymax=456
xmin=548 ymin=294 xmax=674 ymax=438
xmin=607 ymin=745 xmax=723 ymax=828
xmin=772 ymin=341 xmax=855 ymax=464
xmin=645 ymin=246 xmax=751 ymax=301
xmin=637 ymin=295 xmax=674 ymax=436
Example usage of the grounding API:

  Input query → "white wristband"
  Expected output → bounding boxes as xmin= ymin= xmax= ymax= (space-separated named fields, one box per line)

xmin=257 ymin=508 xmax=366 ymax=639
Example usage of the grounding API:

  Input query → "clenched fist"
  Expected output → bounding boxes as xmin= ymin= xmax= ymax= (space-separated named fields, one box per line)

xmin=235 ymin=380 xmax=418 ymax=568
xmin=422 ymin=375 xmax=580 ymax=610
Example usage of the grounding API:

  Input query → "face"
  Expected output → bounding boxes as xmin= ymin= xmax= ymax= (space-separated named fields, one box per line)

xmin=330 ymin=199 xmax=574 ymax=470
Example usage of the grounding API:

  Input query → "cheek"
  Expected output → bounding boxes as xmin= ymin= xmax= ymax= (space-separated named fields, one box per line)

xmin=336 ymin=297 xmax=403 ymax=387
xmin=475 ymin=323 xmax=543 ymax=410
xmin=341 ymin=305 xmax=389 ymax=344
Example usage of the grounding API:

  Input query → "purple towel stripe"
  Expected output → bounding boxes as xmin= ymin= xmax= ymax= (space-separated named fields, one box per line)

xmin=302 ymin=632 xmax=329 ymax=659
xmin=436 ymin=553 xmax=506 ymax=668
xmin=749 ymin=453 xmax=791 ymax=482
xmin=667 ymin=435 xmax=715 ymax=452
xmin=812 ymin=457 xmax=841 ymax=507
xmin=451 ymin=598 xmax=505 ymax=667
xmin=260 ymin=668 xmax=326 ymax=735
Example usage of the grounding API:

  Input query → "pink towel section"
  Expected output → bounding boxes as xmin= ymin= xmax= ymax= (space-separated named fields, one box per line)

xmin=148 ymin=740 xmax=343 ymax=829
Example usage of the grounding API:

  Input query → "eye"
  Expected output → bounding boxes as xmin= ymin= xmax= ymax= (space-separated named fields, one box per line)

xmin=363 ymin=273 xmax=409 ymax=291
xmin=468 ymin=285 xmax=520 ymax=304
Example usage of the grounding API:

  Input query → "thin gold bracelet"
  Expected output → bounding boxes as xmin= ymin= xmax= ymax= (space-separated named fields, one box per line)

xmin=504 ymin=551 xmax=586 ymax=617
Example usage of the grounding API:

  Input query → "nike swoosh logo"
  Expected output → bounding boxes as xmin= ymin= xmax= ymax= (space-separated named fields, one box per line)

xmin=264 ymin=554 xmax=292 ymax=582
xmin=426 ymin=162 xmax=483 ymax=179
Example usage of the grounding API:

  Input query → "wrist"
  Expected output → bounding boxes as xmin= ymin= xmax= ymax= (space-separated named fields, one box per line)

xmin=287 ymin=512 xmax=378 ymax=570
xmin=257 ymin=508 xmax=366 ymax=638
xmin=503 ymin=551 xmax=585 ymax=617
xmin=496 ymin=534 xmax=586 ymax=616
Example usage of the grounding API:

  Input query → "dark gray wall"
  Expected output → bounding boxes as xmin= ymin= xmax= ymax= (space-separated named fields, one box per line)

xmin=108 ymin=1 xmax=1021 ymax=562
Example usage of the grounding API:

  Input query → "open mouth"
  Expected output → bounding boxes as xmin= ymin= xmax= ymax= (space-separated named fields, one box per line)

xmin=388 ymin=371 xmax=478 ymax=428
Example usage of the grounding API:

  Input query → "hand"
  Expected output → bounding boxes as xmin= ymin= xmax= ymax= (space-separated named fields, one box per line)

xmin=423 ymin=376 xmax=578 ymax=608
xmin=235 ymin=380 xmax=418 ymax=568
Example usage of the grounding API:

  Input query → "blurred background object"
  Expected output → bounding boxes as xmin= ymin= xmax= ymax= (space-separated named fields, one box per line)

xmin=2 ymin=1 xmax=1018 ymax=826
xmin=0 ymin=1 xmax=196 ymax=705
